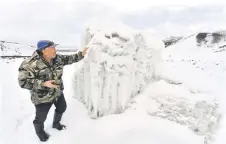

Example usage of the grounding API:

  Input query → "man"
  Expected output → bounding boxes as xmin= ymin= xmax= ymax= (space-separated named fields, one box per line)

xmin=18 ymin=40 xmax=88 ymax=142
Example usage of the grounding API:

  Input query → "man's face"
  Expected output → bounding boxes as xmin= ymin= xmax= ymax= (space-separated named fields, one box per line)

xmin=42 ymin=46 xmax=56 ymax=59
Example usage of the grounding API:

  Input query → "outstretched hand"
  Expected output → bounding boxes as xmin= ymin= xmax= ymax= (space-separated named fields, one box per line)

xmin=82 ymin=47 xmax=88 ymax=56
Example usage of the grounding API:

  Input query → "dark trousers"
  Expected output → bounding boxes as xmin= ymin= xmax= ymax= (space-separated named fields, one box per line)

xmin=33 ymin=92 xmax=67 ymax=124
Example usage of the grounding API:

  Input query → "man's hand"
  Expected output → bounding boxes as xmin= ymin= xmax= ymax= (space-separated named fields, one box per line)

xmin=82 ymin=47 xmax=88 ymax=56
xmin=43 ymin=80 xmax=58 ymax=88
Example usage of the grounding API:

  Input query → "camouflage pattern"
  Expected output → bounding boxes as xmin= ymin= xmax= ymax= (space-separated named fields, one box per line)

xmin=18 ymin=50 xmax=84 ymax=105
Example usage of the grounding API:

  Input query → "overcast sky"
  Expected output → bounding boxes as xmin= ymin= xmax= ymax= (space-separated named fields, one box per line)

xmin=0 ymin=0 xmax=226 ymax=49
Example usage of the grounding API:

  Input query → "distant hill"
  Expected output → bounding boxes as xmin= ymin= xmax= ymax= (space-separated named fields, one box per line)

xmin=163 ymin=30 xmax=226 ymax=53
xmin=0 ymin=41 xmax=78 ymax=59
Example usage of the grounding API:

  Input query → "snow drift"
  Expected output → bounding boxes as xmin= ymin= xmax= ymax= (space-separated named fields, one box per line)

xmin=133 ymin=80 xmax=221 ymax=144
xmin=72 ymin=19 xmax=164 ymax=118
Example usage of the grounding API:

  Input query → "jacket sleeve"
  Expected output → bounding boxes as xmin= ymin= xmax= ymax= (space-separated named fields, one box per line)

xmin=57 ymin=51 xmax=84 ymax=66
xmin=18 ymin=60 xmax=45 ymax=90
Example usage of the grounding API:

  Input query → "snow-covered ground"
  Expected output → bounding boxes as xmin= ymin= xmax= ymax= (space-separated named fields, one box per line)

xmin=1 ymin=58 xmax=205 ymax=144
xmin=157 ymin=33 xmax=226 ymax=144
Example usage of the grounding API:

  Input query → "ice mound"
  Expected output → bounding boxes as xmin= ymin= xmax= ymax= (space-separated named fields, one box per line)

xmin=72 ymin=19 xmax=164 ymax=118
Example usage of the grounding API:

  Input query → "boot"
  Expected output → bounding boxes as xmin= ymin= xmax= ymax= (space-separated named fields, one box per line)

xmin=52 ymin=111 xmax=66 ymax=130
xmin=33 ymin=123 xmax=50 ymax=142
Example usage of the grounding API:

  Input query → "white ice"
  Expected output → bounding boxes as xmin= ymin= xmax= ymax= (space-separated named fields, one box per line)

xmin=72 ymin=19 xmax=164 ymax=118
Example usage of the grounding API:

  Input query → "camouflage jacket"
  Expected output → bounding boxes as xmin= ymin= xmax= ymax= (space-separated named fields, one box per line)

xmin=18 ymin=50 xmax=84 ymax=105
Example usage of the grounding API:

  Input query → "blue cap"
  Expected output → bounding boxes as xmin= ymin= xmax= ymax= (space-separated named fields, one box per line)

xmin=37 ymin=40 xmax=58 ymax=50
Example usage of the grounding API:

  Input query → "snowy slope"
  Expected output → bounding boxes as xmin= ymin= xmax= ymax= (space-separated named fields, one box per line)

xmin=156 ymin=32 xmax=226 ymax=144
xmin=0 ymin=41 xmax=35 ymax=56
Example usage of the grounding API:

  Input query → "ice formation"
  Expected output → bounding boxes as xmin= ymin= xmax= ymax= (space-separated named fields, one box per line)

xmin=72 ymin=19 xmax=164 ymax=118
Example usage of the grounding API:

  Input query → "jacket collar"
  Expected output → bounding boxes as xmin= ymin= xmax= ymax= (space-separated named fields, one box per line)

xmin=31 ymin=50 xmax=57 ymax=66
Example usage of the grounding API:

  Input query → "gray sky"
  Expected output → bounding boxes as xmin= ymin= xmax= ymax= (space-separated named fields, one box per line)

xmin=0 ymin=0 xmax=226 ymax=49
